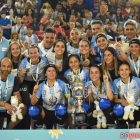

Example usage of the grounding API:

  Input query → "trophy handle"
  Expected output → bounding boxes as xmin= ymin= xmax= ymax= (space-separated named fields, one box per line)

xmin=65 ymin=84 xmax=71 ymax=107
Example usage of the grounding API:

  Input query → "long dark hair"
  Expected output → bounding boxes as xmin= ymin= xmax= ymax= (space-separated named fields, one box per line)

xmin=89 ymin=65 xmax=103 ymax=94
xmin=52 ymin=39 xmax=69 ymax=73
xmin=116 ymin=7 xmax=122 ymax=23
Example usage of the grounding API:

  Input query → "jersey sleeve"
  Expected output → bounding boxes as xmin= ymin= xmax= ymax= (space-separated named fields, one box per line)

xmin=34 ymin=34 xmax=39 ymax=42
xmin=22 ymin=35 xmax=26 ymax=42
xmin=13 ymin=77 xmax=20 ymax=92
xmin=18 ymin=58 xmax=27 ymax=77
xmin=85 ymin=81 xmax=91 ymax=96
xmin=36 ymin=82 xmax=44 ymax=99
xmin=41 ymin=56 xmax=49 ymax=64
xmin=133 ymin=77 xmax=140 ymax=89
xmin=104 ymin=81 xmax=114 ymax=93
xmin=85 ymin=69 xmax=90 ymax=82
xmin=115 ymin=49 xmax=120 ymax=56
xmin=113 ymin=80 xmax=119 ymax=95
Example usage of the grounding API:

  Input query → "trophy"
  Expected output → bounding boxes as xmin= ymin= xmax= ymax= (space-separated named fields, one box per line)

xmin=66 ymin=69 xmax=89 ymax=127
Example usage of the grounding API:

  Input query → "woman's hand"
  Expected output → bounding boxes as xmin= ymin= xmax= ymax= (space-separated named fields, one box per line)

xmin=103 ymin=70 xmax=109 ymax=83
xmin=19 ymin=64 xmax=26 ymax=77
xmin=55 ymin=62 xmax=62 ymax=70
xmin=33 ymin=81 xmax=40 ymax=94
xmin=84 ymin=54 xmax=90 ymax=67
xmin=121 ymin=100 xmax=129 ymax=106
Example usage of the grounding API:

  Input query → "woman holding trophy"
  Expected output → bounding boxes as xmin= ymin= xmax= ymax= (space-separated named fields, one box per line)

xmin=64 ymin=54 xmax=90 ymax=84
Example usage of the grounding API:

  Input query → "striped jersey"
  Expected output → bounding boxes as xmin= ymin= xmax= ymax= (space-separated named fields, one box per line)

xmin=36 ymin=79 xmax=66 ymax=110
xmin=18 ymin=56 xmax=48 ymax=81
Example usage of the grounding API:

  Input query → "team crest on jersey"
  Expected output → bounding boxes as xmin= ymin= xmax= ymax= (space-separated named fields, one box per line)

xmin=49 ymin=96 xmax=57 ymax=105
xmin=68 ymin=75 xmax=73 ymax=81
xmin=118 ymin=86 xmax=121 ymax=92
xmin=43 ymin=90 xmax=46 ymax=96
xmin=26 ymin=68 xmax=30 ymax=72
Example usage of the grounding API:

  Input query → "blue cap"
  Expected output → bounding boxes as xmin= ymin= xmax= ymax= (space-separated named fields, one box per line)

xmin=55 ymin=104 xmax=67 ymax=116
xmin=113 ymin=104 xmax=124 ymax=116
xmin=28 ymin=106 xmax=40 ymax=117
xmin=82 ymin=102 xmax=89 ymax=111
xmin=99 ymin=98 xmax=111 ymax=109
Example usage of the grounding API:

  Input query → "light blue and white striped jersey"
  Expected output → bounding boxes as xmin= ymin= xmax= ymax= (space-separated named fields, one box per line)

xmin=11 ymin=25 xmax=27 ymax=39
xmin=66 ymin=42 xmax=80 ymax=56
xmin=36 ymin=79 xmax=66 ymax=110
xmin=127 ymin=54 xmax=140 ymax=77
xmin=64 ymin=68 xmax=90 ymax=84
xmin=18 ymin=56 xmax=48 ymax=81
xmin=92 ymin=45 xmax=120 ymax=62
xmin=22 ymin=34 xmax=39 ymax=45
xmin=85 ymin=80 xmax=114 ymax=101
xmin=113 ymin=76 xmax=140 ymax=106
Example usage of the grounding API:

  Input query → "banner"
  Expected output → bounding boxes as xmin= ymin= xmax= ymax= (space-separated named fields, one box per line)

xmin=1 ymin=129 xmax=140 ymax=140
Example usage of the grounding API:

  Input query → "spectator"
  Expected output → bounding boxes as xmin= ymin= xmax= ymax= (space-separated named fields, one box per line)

xmin=83 ymin=11 xmax=95 ymax=30
xmin=115 ymin=24 xmax=124 ymax=37
xmin=112 ymin=7 xmax=123 ymax=24
xmin=22 ymin=8 xmax=36 ymax=31
xmin=65 ymin=21 xmax=75 ymax=42
xmin=40 ymin=11 xmax=54 ymax=28
xmin=72 ymin=0 xmax=88 ymax=18
xmin=129 ymin=0 xmax=140 ymax=13
xmin=122 ymin=1 xmax=131 ymax=19
xmin=9 ymin=31 xmax=23 ymax=45
xmin=34 ymin=22 xmax=45 ymax=41
xmin=0 ymin=25 xmax=10 ymax=60
xmin=0 ymin=11 xmax=11 ymax=39
xmin=15 ymin=0 xmax=25 ymax=16
xmin=6 ymin=8 xmax=17 ymax=27
xmin=128 ymin=7 xmax=137 ymax=20
xmin=62 ymin=0 xmax=71 ymax=22
xmin=52 ymin=19 xmax=66 ymax=41
xmin=57 ymin=11 xmax=67 ymax=30
xmin=11 ymin=16 xmax=27 ymax=40
xmin=75 ymin=12 xmax=83 ymax=26
xmin=26 ymin=0 xmax=38 ymax=14
xmin=22 ymin=2 xmax=31 ymax=16
xmin=40 ymin=2 xmax=53 ymax=18
xmin=132 ymin=16 xmax=140 ymax=28
xmin=96 ymin=4 xmax=111 ymax=24
xmin=0 ymin=0 xmax=18 ymax=17
xmin=108 ymin=0 xmax=118 ymax=16
xmin=111 ymin=19 xmax=117 ymax=33
xmin=51 ymin=3 xmax=66 ymax=21
xmin=22 ymin=26 xmax=39 ymax=46
xmin=105 ymin=22 xmax=115 ymax=38
xmin=90 ymin=0 xmax=100 ymax=19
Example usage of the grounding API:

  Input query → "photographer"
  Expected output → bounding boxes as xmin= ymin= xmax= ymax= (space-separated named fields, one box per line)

xmin=15 ymin=0 xmax=25 ymax=16
xmin=0 ymin=0 xmax=18 ymax=17
xmin=52 ymin=19 xmax=66 ymax=41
